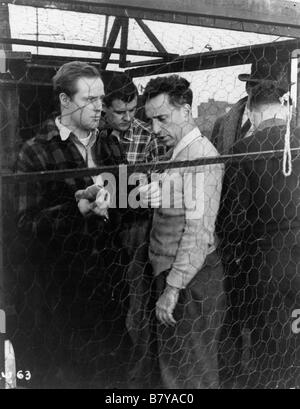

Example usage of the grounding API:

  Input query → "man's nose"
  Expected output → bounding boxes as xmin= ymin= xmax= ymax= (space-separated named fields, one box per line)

xmin=152 ymin=120 xmax=161 ymax=135
xmin=124 ymin=111 xmax=131 ymax=121
xmin=94 ymin=99 xmax=102 ymax=111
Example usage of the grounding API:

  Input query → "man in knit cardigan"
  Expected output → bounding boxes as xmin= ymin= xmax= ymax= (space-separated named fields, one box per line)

xmin=129 ymin=75 xmax=225 ymax=389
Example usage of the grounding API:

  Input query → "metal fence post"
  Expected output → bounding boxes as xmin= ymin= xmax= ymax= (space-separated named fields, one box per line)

xmin=0 ymin=136 xmax=5 ymax=389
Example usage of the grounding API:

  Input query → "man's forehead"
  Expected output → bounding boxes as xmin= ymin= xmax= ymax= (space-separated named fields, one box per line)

xmin=76 ymin=76 xmax=104 ymax=94
xmin=145 ymin=93 xmax=174 ymax=115
xmin=111 ymin=97 xmax=137 ymax=110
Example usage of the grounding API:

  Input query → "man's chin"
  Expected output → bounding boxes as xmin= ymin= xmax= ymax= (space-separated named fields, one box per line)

xmin=88 ymin=118 xmax=100 ymax=129
xmin=118 ymin=123 xmax=131 ymax=131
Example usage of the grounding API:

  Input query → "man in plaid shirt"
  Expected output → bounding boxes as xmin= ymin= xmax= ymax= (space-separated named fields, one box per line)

xmin=14 ymin=61 xmax=114 ymax=387
xmin=98 ymin=74 xmax=164 ymax=165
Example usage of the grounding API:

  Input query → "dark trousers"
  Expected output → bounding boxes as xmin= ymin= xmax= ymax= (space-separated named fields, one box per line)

xmin=10 ymin=226 xmax=116 ymax=388
xmin=129 ymin=250 xmax=225 ymax=389
xmin=219 ymin=242 xmax=300 ymax=388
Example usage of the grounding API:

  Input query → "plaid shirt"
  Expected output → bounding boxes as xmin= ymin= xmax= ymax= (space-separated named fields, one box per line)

xmin=98 ymin=117 xmax=166 ymax=164
xmin=16 ymin=118 xmax=110 ymax=254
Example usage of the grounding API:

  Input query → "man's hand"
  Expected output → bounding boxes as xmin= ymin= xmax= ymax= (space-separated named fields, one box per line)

xmin=77 ymin=198 xmax=94 ymax=216
xmin=92 ymin=188 xmax=110 ymax=219
xmin=156 ymin=284 xmax=180 ymax=326
xmin=75 ymin=185 xmax=110 ymax=219
xmin=138 ymin=181 xmax=161 ymax=208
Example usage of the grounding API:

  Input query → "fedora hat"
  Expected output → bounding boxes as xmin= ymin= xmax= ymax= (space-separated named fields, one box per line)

xmin=238 ymin=60 xmax=293 ymax=91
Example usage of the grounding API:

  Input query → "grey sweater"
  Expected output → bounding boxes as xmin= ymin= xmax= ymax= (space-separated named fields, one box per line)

xmin=149 ymin=127 xmax=224 ymax=289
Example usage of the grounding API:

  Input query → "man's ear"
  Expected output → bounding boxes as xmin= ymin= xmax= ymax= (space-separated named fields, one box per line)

xmin=59 ymin=92 xmax=70 ymax=108
xmin=183 ymin=103 xmax=192 ymax=119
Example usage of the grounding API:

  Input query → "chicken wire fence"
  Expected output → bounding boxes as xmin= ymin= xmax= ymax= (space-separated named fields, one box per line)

xmin=0 ymin=42 xmax=300 ymax=389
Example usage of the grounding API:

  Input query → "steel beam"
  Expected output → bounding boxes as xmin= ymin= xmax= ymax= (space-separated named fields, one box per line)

xmin=2 ymin=0 xmax=300 ymax=37
xmin=135 ymin=19 xmax=167 ymax=54
xmin=100 ymin=17 xmax=122 ymax=69
xmin=0 ymin=38 xmax=178 ymax=58
xmin=119 ymin=17 xmax=129 ymax=68
xmin=126 ymin=38 xmax=299 ymax=77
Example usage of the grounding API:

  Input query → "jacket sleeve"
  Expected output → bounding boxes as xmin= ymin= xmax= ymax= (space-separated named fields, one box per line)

xmin=211 ymin=115 xmax=225 ymax=153
xmin=216 ymin=145 xmax=251 ymax=261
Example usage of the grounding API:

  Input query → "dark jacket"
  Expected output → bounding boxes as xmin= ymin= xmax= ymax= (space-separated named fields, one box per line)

xmin=15 ymin=118 xmax=111 ymax=265
xmin=211 ymin=96 xmax=248 ymax=155
xmin=217 ymin=118 xmax=300 ymax=251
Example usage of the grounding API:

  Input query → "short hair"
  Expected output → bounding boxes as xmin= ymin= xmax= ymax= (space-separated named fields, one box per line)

xmin=142 ymin=75 xmax=193 ymax=107
xmin=103 ymin=73 xmax=138 ymax=107
xmin=52 ymin=61 xmax=101 ymax=104
xmin=248 ymin=82 xmax=292 ymax=110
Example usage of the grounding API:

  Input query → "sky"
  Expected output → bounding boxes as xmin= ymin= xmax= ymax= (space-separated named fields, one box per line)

xmin=7 ymin=3 xmax=298 ymax=116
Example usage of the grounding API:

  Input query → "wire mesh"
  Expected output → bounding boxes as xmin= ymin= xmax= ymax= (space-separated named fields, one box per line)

xmin=0 ymin=6 xmax=300 ymax=389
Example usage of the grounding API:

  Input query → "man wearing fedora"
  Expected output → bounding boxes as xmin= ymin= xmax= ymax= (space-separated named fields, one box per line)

xmin=214 ymin=60 xmax=295 ymax=388
xmin=211 ymin=60 xmax=291 ymax=155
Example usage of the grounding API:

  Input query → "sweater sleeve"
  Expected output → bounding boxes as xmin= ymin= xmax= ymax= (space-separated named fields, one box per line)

xmin=166 ymin=141 xmax=224 ymax=289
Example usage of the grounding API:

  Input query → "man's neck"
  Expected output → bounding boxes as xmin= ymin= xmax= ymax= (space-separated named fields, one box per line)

xmin=60 ymin=116 xmax=90 ymax=140
xmin=181 ymin=123 xmax=198 ymax=138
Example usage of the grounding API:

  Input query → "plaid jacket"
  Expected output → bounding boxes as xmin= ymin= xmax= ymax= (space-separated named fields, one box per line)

xmin=98 ymin=117 xmax=166 ymax=165
xmin=16 ymin=118 xmax=112 ymax=263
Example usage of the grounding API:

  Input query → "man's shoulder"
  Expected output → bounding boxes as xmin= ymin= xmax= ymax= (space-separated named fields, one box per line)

xmin=29 ymin=118 xmax=60 ymax=144
xmin=131 ymin=118 xmax=152 ymax=135
xmin=182 ymin=133 xmax=220 ymax=159
xmin=20 ymin=119 xmax=60 ymax=156
xmin=172 ymin=135 xmax=219 ymax=166
xmin=217 ymin=97 xmax=248 ymax=123
xmin=232 ymin=124 xmax=286 ymax=153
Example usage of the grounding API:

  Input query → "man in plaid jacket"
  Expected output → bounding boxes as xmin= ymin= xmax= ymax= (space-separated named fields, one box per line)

xmin=14 ymin=61 xmax=112 ymax=387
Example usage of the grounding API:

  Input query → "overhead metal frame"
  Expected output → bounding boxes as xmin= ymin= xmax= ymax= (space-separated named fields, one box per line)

xmin=2 ymin=0 xmax=300 ymax=38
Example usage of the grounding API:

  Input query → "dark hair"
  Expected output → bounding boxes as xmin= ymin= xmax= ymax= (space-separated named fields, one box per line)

xmin=142 ymin=75 xmax=193 ymax=106
xmin=52 ymin=61 xmax=101 ymax=105
xmin=103 ymin=73 xmax=138 ymax=107
xmin=248 ymin=82 xmax=292 ymax=110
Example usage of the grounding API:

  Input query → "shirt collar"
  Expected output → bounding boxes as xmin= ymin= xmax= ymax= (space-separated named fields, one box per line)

xmin=55 ymin=116 xmax=72 ymax=141
xmin=110 ymin=123 xmax=134 ymax=142
xmin=100 ymin=118 xmax=147 ymax=142
xmin=55 ymin=116 xmax=99 ymax=142
xmin=171 ymin=127 xmax=202 ymax=159
xmin=256 ymin=117 xmax=286 ymax=131
xmin=110 ymin=128 xmax=134 ymax=142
